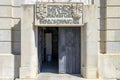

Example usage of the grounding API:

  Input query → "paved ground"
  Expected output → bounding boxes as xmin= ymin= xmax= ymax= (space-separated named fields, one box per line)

xmin=37 ymin=61 xmax=82 ymax=80
xmin=35 ymin=74 xmax=117 ymax=80
xmin=36 ymin=62 xmax=101 ymax=80
xmin=16 ymin=72 xmax=116 ymax=80
xmin=37 ymin=62 xmax=86 ymax=80
xmin=36 ymin=73 xmax=83 ymax=80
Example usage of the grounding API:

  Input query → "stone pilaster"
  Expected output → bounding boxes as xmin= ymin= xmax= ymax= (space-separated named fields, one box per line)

xmin=20 ymin=4 xmax=38 ymax=79
xmin=81 ymin=5 xmax=98 ymax=78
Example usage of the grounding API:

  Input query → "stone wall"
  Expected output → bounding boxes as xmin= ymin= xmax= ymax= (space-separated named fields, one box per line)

xmin=0 ymin=0 xmax=13 ymax=79
xmin=0 ymin=0 xmax=22 ymax=79
xmin=94 ymin=0 xmax=120 ymax=79
xmin=102 ymin=0 xmax=120 ymax=79
xmin=106 ymin=0 xmax=120 ymax=53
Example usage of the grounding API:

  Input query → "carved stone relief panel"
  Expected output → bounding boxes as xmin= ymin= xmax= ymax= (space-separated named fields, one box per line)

xmin=24 ymin=0 xmax=92 ymax=4
xmin=36 ymin=0 xmax=91 ymax=4
xmin=35 ymin=3 xmax=83 ymax=26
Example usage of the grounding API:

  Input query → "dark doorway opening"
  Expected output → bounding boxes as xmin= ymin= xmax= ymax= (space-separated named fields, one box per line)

xmin=38 ymin=27 xmax=81 ymax=74
xmin=38 ymin=27 xmax=58 ymax=73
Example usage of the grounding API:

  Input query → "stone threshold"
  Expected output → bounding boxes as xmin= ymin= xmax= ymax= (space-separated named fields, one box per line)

xmin=16 ymin=73 xmax=117 ymax=80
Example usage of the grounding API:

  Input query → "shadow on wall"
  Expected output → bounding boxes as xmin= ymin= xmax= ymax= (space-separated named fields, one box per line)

xmin=11 ymin=20 xmax=21 ymax=79
xmin=100 ymin=0 xmax=106 ymax=53
xmin=91 ymin=0 xmax=94 ymax=4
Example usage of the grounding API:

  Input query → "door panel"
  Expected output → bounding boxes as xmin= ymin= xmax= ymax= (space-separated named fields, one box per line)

xmin=59 ymin=27 xmax=80 ymax=74
xmin=45 ymin=33 xmax=52 ymax=62
xmin=38 ymin=28 xmax=44 ymax=72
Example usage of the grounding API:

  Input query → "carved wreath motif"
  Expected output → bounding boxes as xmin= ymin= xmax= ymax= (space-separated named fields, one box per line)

xmin=71 ymin=4 xmax=83 ymax=19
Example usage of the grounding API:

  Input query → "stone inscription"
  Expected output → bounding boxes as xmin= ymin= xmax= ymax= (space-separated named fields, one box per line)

xmin=47 ymin=5 xmax=72 ymax=18
xmin=36 ymin=3 xmax=83 ymax=25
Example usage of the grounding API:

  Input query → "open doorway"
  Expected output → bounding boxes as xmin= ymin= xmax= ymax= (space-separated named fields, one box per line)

xmin=38 ymin=27 xmax=58 ymax=73
xmin=38 ymin=27 xmax=81 ymax=74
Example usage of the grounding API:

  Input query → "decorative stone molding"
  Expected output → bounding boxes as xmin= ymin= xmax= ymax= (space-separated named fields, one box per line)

xmin=36 ymin=0 xmax=91 ymax=4
xmin=71 ymin=4 xmax=83 ymax=19
xmin=36 ymin=3 xmax=47 ymax=21
xmin=35 ymin=2 xmax=83 ymax=26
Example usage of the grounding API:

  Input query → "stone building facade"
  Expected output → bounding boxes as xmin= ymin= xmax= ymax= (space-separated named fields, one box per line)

xmin=0 ymin=0 xmax=120 ymax=80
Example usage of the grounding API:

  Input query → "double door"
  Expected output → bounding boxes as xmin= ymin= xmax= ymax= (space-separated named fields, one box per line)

xmin=38 ymin=27 xmax=81 ymax=74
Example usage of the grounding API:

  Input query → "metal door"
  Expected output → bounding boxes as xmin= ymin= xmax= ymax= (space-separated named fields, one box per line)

xmin=59 ymin=27 xmax=81 ymax=74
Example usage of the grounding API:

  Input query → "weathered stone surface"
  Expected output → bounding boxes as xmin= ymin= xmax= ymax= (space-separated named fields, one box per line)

xmin=0 ymin=42 xmax=11 ymax=53
xmin=0 ymin=79 xmax=14 ymax=80
xmin=107 ymin=19 xmax=120 ymax=29
xmin=101 ymin=55 xmax=120 ymax=79
xmin=13 ymin=0 xmax=24 ymax=6
xmin=107 ymin=7 xmax=120 ymax=17
xmin=0 ymin=18 xmax=12 ymax=29
xmin=20 ymin=67 xmax=38 ymax=79
xmin=13 ymin=7 xmax=21 ymax=18
xmin=0 ymin=55 xmax=20 ymax=79
xmin=106 ymin=42 xmax=120 ymax=53
xmin=0 ymin=30 xmax=11 ymax=41
xmin=0 ymin=6 xmax=12 ymax=17
xmin=0 ymin=0 xmax=12 ymax=5
xmin=20 ymin=4 xmax=38 ymax=78
xmin=81 ymin=5 xmax=98 ymax=78
xmin=107 ymin=30 xmax=120 ymax=41
xmin=0 ymin=54 xmax=14 ymax=79
xmin=107 ymin=0 xmax=120 ymax=5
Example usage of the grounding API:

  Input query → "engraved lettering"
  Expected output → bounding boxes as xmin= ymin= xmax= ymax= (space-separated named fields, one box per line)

xmin=36 ymin=3 xmax=83 ymax=24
